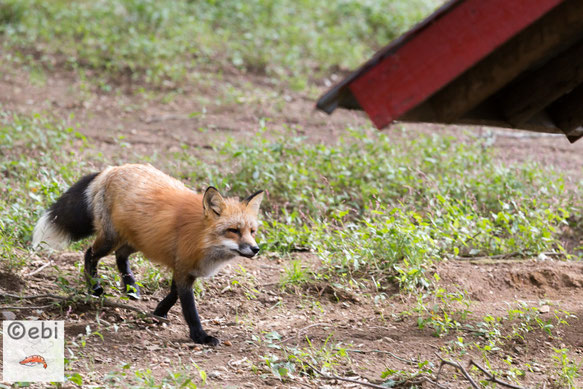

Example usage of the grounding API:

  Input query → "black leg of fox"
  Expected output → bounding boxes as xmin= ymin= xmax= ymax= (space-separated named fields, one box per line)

xmin=84 ymin=248 xmax=106 ymax=296
xmin=115 ymin=245 xmax=140 ymax=299
xmin=177 ymin=275 xmax=219 ymax=346
xmin=84 ymin=236 xmax=115 ymax=296
xmin=153 ymin=279 xmax=178 ymax=318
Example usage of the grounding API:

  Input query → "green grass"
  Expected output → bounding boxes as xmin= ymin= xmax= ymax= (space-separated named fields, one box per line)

xmin=0 ymin=111 xmax=88 ymax=268
xmin=104 ymin=361 xmax=203 ymax=388
xmin=0 ymin=0 xmax=441 ymax=88
xmin=280 ymin=259 xmax=312 ymax=289
xmin=552 ymin=347 xmax=581 ymax=387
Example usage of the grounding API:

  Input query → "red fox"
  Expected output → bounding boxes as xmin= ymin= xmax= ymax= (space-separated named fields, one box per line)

xmin=33 ymin=164 xmax=264 ymax=345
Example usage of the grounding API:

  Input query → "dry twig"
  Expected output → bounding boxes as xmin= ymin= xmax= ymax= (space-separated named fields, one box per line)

xmin=0 ymin=292 xmax=69 ymax=300
xmin=435 ymin=354 xmax=479 ymax=389
xmin=304 ymin=361 xmax=387 ymax=389
xmin=469 ymin=360 xmax=526 ymax=389
xmin=340 ymin=348 xmax=418 ymax=365
xmin=99 ymin=299 xmax=170 ymax=323
xmin=24 ymin=261 xmax=53 ymax=277
xmin=2 ymin=305 xmax=53 ymax=310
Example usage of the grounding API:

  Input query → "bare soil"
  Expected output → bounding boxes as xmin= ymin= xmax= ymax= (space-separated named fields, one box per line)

xmin=2 ymin=66 xmax=583 ymax=388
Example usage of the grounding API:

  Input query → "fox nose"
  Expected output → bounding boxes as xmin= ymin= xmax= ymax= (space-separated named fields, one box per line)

xmin=238 ymin=244 xmax=260 ymax=258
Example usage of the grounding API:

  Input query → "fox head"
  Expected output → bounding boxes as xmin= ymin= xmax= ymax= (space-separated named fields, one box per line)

xmin=203 ymin=187 xmax=264 ymax=258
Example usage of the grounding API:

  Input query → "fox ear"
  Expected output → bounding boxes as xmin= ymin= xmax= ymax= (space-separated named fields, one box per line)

xmin=243 ymin=190 xmax=264 ymax=215
xmin=203 ymin=187 xmax=226 ymax=217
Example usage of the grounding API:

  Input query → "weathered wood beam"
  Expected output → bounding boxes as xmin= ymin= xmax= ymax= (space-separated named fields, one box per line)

xmin=548 ymin=83 xmax=583 ymax=142
xmin=549 ymin=84 xmax=583 ymax=133
xmin=400 ymin=110 xmax=563 ymax=135
xmin=427 ymin=0 xmax=583 ymax=124
xmin=500 ymin=41 xmax=583 ymax=126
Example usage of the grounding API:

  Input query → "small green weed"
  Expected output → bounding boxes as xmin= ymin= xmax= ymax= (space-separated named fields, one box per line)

xmin=552 ymin=348 xmax=581 ymax=388
xmin=279 ymin=259 xmax=311 ymax=289
xmin=413 ymin=287 xmax=472 ymax=337
xmin=105 ymin=362 xmax=200 ymax=388
xmin=253 ymin=331 xmax=353 ymax=383
xmin=505 ymin=301 xmax=575 ymax=340
xmin=230 ymin=265 xmax=260 ymax=300
xmin=380 ymin=359 xmax=435 ymax=387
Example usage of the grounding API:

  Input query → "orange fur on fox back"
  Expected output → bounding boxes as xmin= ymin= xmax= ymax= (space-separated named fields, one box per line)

xmin=84 ymin=164 xmax=262 ymax=283
xmin=88 ymin=165 xmax=207 ymax=273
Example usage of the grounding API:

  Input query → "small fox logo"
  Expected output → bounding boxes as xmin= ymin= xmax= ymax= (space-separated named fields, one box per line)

xmin=32 ymin=164 xmax=264 ymax=346
xmin=19 ymin=355 xmax=47 ymax=369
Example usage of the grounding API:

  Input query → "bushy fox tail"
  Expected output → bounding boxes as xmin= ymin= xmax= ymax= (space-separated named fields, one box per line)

xmin=32 ymin=172 xmax=100 ymax=250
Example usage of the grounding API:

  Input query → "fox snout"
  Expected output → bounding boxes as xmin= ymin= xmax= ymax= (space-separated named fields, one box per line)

xmin=237 ymin=243 xmax=260 ymax=258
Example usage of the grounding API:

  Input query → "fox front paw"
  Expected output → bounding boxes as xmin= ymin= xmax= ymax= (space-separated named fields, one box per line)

xmin=191 ymin=332 xmax=219 ymax=346
xmin=90 ymin=284 xmax=104 ymax=297
xmin=152 ymin=313 xmax=168 ymax=323
xmin=123 ymin=282 xmax=141 ymax=300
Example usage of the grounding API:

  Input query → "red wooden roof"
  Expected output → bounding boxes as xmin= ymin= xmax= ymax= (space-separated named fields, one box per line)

xmin=317 ymin=0 xmax=583 ymax=142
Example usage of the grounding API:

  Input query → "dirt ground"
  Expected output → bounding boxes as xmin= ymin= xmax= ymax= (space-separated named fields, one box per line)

xmin=2 ymin=66 xmax=583 ymax=388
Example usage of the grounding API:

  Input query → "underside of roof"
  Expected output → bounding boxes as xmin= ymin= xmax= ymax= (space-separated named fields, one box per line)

xmin=317 ymin=0 xmax=583 ymax=143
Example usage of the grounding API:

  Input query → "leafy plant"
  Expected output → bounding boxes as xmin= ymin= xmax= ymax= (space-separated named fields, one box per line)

xmin=106 ymin=362 xmax=200 ymax=388
xmin=552 ymin=348 xmax=581 ymax=388
xmin=413 ymin=287 xmax=472 ymax=337
xmin=279 ymin=259 xmax=312 ymax=289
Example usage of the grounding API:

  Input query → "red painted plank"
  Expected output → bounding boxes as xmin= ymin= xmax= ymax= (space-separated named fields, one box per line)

xmin=348 ymin=0 xmax=565 ymax=129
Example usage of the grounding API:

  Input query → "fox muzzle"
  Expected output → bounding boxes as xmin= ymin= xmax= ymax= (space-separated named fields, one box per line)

xmin=236 ymin=244 xmax=260 ymax=258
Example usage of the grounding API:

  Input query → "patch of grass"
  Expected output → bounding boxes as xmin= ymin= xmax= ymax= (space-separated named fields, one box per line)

xmin=105 ymin=361 xmax=202 ymax=388
xmin=0 ymin=0 xmax=441 ymax=87
xmin=132 ymin=253 xmax=168 ymax=291
xmin=413 ymin=286 xmax=472 ymax=337
xmin=552 ymin=347 xmax=581 ymax=388
xmin=253 ymin=331 xmax=353 ymax=383
xmin=0 ymin=110 xmax=88 ymax=268
xmin=506 ymin=301 xmax=573 ymax=339
xmin=229 ymin=265 xmax=260 ymax=301
xmin=415 ymin=297 xmax=577 ymax=386
xmin=279 ymin=259 xmax=312 ymax=289
xmin=380 ymin=359 xmax=435 ymax=387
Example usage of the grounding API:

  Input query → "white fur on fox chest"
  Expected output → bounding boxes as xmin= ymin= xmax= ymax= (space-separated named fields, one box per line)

xmin=189 ymin=240 xmax=239 ymax=278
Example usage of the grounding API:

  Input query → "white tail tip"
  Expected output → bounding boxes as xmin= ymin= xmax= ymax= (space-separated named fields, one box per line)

xmin=32 ymin=212 xmax=70 ymax=251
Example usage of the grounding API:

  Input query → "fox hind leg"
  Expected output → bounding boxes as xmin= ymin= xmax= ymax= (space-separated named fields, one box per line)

xmin=84 ymin=236 xmax=115 ymax=296
xmin=153 ymin=279 xmax=178 ymax=319
xmin=115 ymin=244 xmax=140 ymax=300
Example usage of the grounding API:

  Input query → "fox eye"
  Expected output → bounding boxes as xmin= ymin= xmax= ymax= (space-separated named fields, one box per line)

xmin=250 ymin=229 xmax=256 ymax=235
xmin=227 ymin=228 xmax=240 ymax=235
